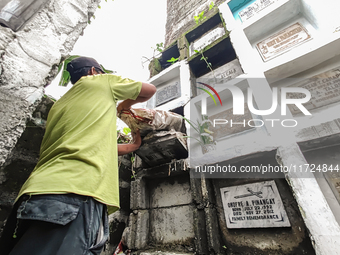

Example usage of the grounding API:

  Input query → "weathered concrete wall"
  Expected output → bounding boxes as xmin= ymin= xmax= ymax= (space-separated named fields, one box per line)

xmin=0 ymin=0 xmax=100 ymax=170
xmin=301 ymin=144 xmax=340 ymax=225
xmin=165 ymin=0 xmax=227 ymax=47
xmin=0 ymin=97 xmax=53 ymax=210
xmin=127 ymin=161 xmax=195 ymax=253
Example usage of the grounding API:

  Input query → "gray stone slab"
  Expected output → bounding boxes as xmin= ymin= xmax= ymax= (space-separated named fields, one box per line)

xmin=127 ymin=210 xmax=150 ymax=250
xmin=135 ymin=131 xmax=188 ymax=167
xmin=149 ymin=205 xmax=195 ymax=244
xmin=149 ymin=176 xmax=192 ymax=208
xmin=220 ymin=180 xmax=291 ymax=228
xmin=130 ymin=178 xmax=149 ymax=210
xmin=256 ymin=22 xmax=311 ymax=61
xmin=287 ymin=67 xmax=340 ymax=115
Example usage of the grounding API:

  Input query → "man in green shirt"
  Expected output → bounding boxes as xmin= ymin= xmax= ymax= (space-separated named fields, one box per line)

xmin=0 ymin=56 xmax=156 ymax=254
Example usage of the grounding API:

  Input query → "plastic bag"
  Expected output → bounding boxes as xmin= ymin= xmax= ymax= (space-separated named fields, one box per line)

xmin=118 ymin=108 xmax=185 ymax=136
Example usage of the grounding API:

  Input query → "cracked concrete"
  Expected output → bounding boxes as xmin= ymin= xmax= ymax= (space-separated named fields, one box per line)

xmin=0 ymin=0 xmax=101 ymax=170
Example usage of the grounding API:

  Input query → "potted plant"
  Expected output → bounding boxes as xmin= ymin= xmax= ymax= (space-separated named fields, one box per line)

xmin=183 ymin=115 xmax=216 ymax=154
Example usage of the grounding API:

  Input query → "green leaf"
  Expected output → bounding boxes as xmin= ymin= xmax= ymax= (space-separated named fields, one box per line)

xmin=181 ymin=116 xmax=200 ymax=134
xmin=209 ymin=2 xmax=215 ymax=10
xmin=183 ymin=135 xmax=203 ymax=145
xmin=98 ymin=5 xmax=101 ymax=8
xmin=194 ymin=50 xmax=200 ymax=53
xmin=123 ymin=127 xmax=131 ymax=135
xmin=57 ymin=55 xmax=80 ymax=87
xmin=57 ymin=55 xmax=113 ymax=87
xmin=100 ymin=64 xmax=114 ymax=74
xmin=167 ymin=57 xmax=179 ymax=64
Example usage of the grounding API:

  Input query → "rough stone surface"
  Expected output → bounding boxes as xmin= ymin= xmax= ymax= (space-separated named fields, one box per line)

xmin=0 ymin=0 xmax=100 ymax=171
xmin=130 ymin=178 xmax=149 ymax=210
xmin=149 ymin=175 xmax=192 ymax=208
xmin=149 ymin=205 xmax=195 ymax=244
xmin=0 ymin=97 xmax=52 ymax=235
xmin=135 ymin=131 xmax=188 ymax=167
xmin=127 ymin=210 xmax=150 ymax=250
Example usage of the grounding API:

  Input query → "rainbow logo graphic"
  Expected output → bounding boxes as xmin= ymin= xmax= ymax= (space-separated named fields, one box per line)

xmin=197 ymin=82 xmax=223 ymax=106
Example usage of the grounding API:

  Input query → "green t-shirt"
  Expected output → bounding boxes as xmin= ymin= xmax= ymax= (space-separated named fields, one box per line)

xmin=17 ymin=74 xmax=142 ymax=214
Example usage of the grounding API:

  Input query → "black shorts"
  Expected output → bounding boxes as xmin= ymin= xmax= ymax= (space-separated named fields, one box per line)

xmin=0 ymin=194 xmax=109 ymax=255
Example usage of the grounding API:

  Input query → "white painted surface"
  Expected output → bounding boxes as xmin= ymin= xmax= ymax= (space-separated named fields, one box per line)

xmin=147 ymin=60 xmax=191 ymax=111
xmin=277 ymin=144 xmax=340 ymax=255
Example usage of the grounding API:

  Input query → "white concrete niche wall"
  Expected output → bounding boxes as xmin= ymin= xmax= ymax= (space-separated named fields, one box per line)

xmin=222 ymin=0 xmax=340 ymax=83
xmin=146 ymin=60 xmax=191 ymax=111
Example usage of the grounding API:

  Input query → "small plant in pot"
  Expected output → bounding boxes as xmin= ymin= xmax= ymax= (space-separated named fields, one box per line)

xmin=183 ymin=115 xmax=216 ymax=154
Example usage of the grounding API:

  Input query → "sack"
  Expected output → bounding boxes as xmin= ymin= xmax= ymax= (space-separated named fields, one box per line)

xmin=118 ymin=108 xmax=185 ymax=136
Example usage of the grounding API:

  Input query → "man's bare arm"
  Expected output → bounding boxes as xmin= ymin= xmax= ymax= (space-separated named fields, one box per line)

xmin=118 ymin=130 xmax=142 ymax=156
xmin=117 ymin=82 xmax=156 ymax=112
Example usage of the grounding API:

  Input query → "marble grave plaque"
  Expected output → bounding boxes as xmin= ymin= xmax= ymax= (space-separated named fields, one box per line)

xmin=220 ymin=180 xmax=291 ymax=228
xmin=256 ymin=23 xmax=311 ymax=61
xmin=156 ymin=81 xmax=181 ymax=106
xmin=196 ymin=59 xmax=243 ymax=96
xmin=239 ymin=0 xmax=276 ymax=22
xmin=287 ymin=67 xmax=340 ymax=115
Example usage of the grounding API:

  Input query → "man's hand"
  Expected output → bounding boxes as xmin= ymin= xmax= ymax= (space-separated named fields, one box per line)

xmin=131 ymin=129 xmax=141 ymax=148
xmin=117 ymin=100 xmax=131 ymax=113
xmin=118 ymin=129 xmax=142 ymax=156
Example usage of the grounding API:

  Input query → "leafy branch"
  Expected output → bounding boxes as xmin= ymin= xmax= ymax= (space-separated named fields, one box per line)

xmin=152 ymin=42 xmax=164 ymax=54
xmin=57 ymin=55 xmax=114 ymax=87
xmin=194 ymin=11 xmax=206 ymax=24
xmin=194 ymin=2 xmax=216 ymax=25
xmin=141 ymin=42 xmax=164 ymax=68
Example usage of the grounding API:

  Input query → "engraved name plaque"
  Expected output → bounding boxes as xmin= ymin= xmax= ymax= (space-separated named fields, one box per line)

xmin=256 ymin=23 xmax=311 ymax=61
xmin=156 ymin=82 xmax=181 ymax=106
xmin=239 ymin=0 xmax=275 ymax=22
xmin=287 ymin=67 xmax=340 ymax=115
xmin=221 ymin=180 xmax=291 ymax=228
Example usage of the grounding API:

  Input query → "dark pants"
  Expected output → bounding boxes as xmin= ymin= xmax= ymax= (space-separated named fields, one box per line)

xmin=0 ymin=194 xmax=109 ymax=255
